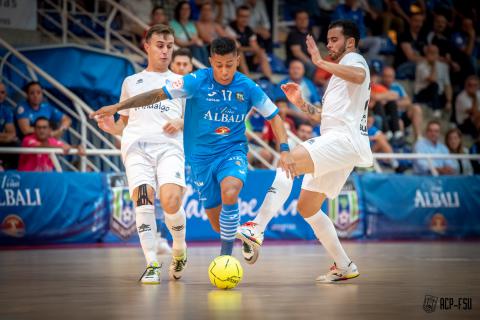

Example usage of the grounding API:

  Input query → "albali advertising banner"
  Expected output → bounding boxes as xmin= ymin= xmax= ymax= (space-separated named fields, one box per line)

xmin=0 ymin=172 xmax=110 ymax=244
xmin=103 ymin=170 xmax=365 ymax=243
xmin=361 ymin=173 xmax=480 ymax=239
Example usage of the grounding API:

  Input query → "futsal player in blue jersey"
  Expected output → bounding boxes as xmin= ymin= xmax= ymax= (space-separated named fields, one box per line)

xmin=92 ymin=37 xmax=294 ymax=257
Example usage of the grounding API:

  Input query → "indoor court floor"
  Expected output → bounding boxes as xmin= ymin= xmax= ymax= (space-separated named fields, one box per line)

xmin=0 ymin=242 xmax=479 ymax=320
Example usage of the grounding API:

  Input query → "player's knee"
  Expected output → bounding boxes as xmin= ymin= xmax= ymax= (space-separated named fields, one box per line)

xmin=133 ymin=184 xmax=154 ymax=207
xmin=161 ymin=192 xmax=182 ymax=214
xmin=221 ymin=185 xmax=241 ymax=203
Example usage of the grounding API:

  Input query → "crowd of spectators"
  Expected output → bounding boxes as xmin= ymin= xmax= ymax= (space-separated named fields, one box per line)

xmin=3 ymin=0 xmax=480 ymax=175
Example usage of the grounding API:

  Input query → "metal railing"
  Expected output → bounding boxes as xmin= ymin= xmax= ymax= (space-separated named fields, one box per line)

xmin=0 ymin=36 xmax=121 ymax=172
xmin=1 ymin=147 xmax=479 ymax=175
xmin=37 ymin=0 xmax=207 ymax=69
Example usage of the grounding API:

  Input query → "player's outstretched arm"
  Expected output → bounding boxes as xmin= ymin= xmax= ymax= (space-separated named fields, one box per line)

xmin=306 ymin=35 xmax=366 ymax=85
xmin=268 ymin=114 xmax=297 ymax=178
xmin=281 ymin=83 xmax=322 ymax=117
xmin=90 ymin=88 xmax=169 ymax=119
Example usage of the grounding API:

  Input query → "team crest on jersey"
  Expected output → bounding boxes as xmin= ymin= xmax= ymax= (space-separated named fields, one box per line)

xmin=235 ymin=92 xmax=244 ymax=102
xmin=17 ymin=106 xmax=24 ymax=115
xmin=136 ymin=78 xmax=143 ymax=84
xmin=172 ymin=78 xmax=184 ymax=89
xmin=215 ymin=126 xmax=231 ymax=135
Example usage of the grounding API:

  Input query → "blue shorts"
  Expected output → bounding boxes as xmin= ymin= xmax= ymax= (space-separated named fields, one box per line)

xmin=190 ymin=151 xmax=248 ymax=209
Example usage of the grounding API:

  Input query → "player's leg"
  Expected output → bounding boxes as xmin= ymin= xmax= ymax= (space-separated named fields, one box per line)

xmin=297 ymin=181 xmax=358 ymax=282
xmin=215 ymin=153 xmax=248 ymax=256
xmin=218 ymin=176 xmax=243 ymax=256
xmin=156 ymin=148 xmax=187 ymax=280
xmin=125 ymin=147 xmax=161 ymax=284
xmin=237 ymin=144 xmax=315 ymax=263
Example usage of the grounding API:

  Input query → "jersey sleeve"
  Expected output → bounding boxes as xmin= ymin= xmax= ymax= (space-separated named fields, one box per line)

xmin=163 ymin=71 xmax=203 ymax=100
xmin=15 ymin=103 xmax=29 ymax=120
xmin=4 ymin=107 xmax=14 ymax=124
xmin=250 ymin=83 xmax=279 ymax=120
xmin=118 ymin=79 xmax=130 ymax=116
xmin=342 ymin=53 xmax=368 ymax=72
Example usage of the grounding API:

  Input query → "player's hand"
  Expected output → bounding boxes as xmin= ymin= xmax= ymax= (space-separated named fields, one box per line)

xmin=89 ymin=104 xmax=118 ymax=120
xmin=96 ymin=115 xmax=116 ymax=134
xmin=163 ymin=118 xmax=184 ymax=135
xmin=279 ymin=151 xmax=296 ymax=179
xmin=306 ymin=34 xmax=323 ymax=66
xmin=281 ymin=83 xmax=304 ymax=108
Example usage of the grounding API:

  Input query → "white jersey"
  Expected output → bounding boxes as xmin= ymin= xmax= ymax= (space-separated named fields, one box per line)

xmin=320 ymin=52 xmax=373 ymax=167
xmin=118 ymin=70 xmax=185 ymax=157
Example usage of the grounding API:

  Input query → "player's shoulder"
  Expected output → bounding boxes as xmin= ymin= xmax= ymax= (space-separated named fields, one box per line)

xmin=122 ymin=71 xmax=146 ymax=87
xmin=234 ymin=72 xmax=258 ymax=89
xmin=341 ymin=52 xmax=368 ymax=67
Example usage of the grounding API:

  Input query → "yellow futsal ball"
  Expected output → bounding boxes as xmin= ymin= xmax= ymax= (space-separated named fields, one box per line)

xmin=208 ymin=255 xmax=243 ymax=289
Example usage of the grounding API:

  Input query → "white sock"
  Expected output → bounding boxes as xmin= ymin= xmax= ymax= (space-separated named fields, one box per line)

xmin=164 ymin=207 xmax=187 ymax=254
xmin=304 ymin=210 xmax=351 ymax=269
xmin=253 ymin=168 xmax=294 ymax=233
xmin=135 ymin=205 xmax=158 ymax=265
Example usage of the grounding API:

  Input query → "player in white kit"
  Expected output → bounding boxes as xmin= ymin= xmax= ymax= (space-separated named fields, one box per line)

xmin=238 ymin=20 xmax=373 ymax=282
xmin=96 ymin=25 xmax=187 ymax=284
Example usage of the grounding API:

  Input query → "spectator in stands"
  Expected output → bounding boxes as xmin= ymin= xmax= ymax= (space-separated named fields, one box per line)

xmin=370 ymin=71 xmax=403 ymax=142
xmin=0 ymin=82 xmax=19 ymax=170
xmin=16 ymin=81 xmax=71 ymax=139
xmin=445 ymin=128 xmax=474 ymax=175
xmin=394 ymin=12 xmax=428 ymax=80
xmin=388 ymin=0 xmax=426 ymax=26
xmin=413 ymin=120 xmax=456 ymax=175
xmin=414 ymin=44 xmax=452 ymax=118
xmin=226 ymin=5 xmax=273 ymax=80
xmin=289 ymin=122 xmax=313 ymax=148
xmin=170 ymin=1 xmax=210 ymax=67
xmin=18 ymin=117 xmax=84 ymax=172
xmin=451 ymin=17 xmax=477 ymax=71
xmin=427 ymin=13 xmax=474 ymax=88
xmin=275 ymin=59 xmax=321 ymax=127
xmin=150 ymin=6 xmax=168 ymax=26
xmin=382 ymin=66 xmax=423 ymax=140
xmin=120 ymin=0 xmax=153 ymax=39
xmin=367 ymin=114 xmax=400 ymax=170
xmin=170 ymin=48 xmax=193 ymax=76
xmin=245 ymin=0 xmax=272 ymax=53
xmin=196 ymin=2 xmax=229 ymax=47
xmin=331 ymin=0 xmax=383 ymax=62
xmin=470 ymin=137 xmax=480 ymax=174
xmin=455 ymin=75 xmax=480 ymax=138
xmin=286 ymin=10 xmax=316 ymax=78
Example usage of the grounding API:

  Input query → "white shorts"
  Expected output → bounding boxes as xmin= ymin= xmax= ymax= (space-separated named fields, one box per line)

xmin=300 ymin=131 xmax=360 ymax=199
xmin=123 ymin=141 xmax=186 ymax=195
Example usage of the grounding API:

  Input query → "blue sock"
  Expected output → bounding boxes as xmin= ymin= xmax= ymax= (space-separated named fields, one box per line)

xmin=219 ymin=203 xmax=240 ymax=256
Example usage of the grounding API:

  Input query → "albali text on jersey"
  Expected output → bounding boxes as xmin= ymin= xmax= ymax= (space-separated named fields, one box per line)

xmin=162 ymin=68 xmax=278 ymax=163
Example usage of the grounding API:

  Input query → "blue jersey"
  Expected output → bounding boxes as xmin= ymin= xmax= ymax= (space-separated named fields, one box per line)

xmin=0 ymin=102 xmax=14 ymax=132
xmin=163 ymin=68 xmax=278 ymax=163
xmin=16 ymin=101 xmax=64 ymax=125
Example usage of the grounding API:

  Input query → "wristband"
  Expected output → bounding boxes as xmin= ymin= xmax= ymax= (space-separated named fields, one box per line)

xmin=280 ymin=143 xmax=290 ymax=152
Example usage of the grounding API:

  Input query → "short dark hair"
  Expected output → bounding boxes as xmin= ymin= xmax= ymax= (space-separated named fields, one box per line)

xmin=33 ymin=116 xmax=50 ymax=128
xmin=328 ymin=20 xmax=360 ymax=48
xmin=145 ymin=24 xmax=174 ymax=42
xmin=151 ymin=5 xmax=164 ymax=16
xmin=174 ymin=1 xmax=190 ymax=21
xmin=294 ymin=10 xmax=309 ymax=19
xmin=172 ymin=48 xmax=192 ymax=61
xmin=24 ymin=81 xmax=41 ymax=94
xmin=210 ymin=37 xmax=237 ymax=56
xmin=427 ymin=119 xmax=441 ymax=129
xmin=236 ymin=5 xmax=250 ymax=15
